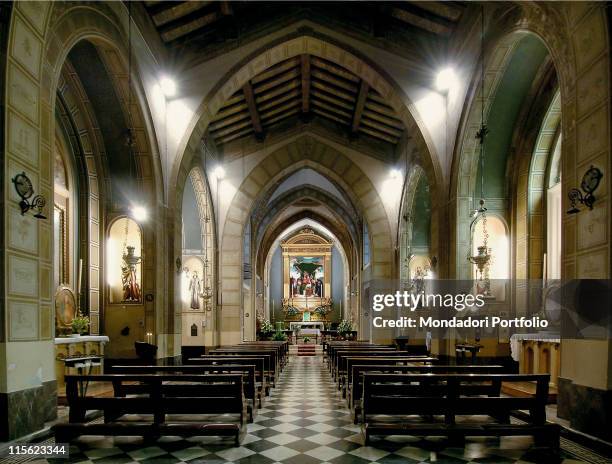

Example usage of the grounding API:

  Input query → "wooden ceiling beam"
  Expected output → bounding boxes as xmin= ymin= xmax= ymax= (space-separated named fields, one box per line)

xmin=216 ymin=126 xmax=255 ymax=145
xmin=312 ymin=108 xmax=351 ymax=126
xmin=359 ymin=126 xmax=399 ymax=144
xmin=256 ymin=79 xmax=300 ymax=105
xmin=301 ymin=54 xmax=311 ymax=114
xmin=311 ymin=69 xmax=358 ymax=93
xmin=213 ymin=101 xmax=248 ymax=121
xmin=362 ymin=109 xmax=404 ymax=130
xmin=251 ymin=58 xmax=300 ymax=86
xmin=211 ymin=117 xmax=252 ymax=138
xmin=253 ymin=68 xmax=301 ymax=94
xmin=259 ymin=88 xmax=301 ymax=112
xmin=261 ymin=107 xmax=300 ymax=127
xmin=242 ymin=81 xmax=264 ymax=140
xmin=351 ymin=80 xmax=369 ymax=134
xmin=210 ymin=111 xmax=250 ymax=132
xmin=312 ymin=99 xmax=353 ymax=121
xmin=409 ymin=1 xmax=464 ymax=22
xmin=260 ymin=98 xmax=301 ymax=122
xmin=311 ymin=80 xmax=355 ymax=104
xmin=311 ymin=89 xmax=354 ymax=111
xmin=361 ymin=117 xmax=403 ymax=138
xmin=310 ymin=57 xmax=359 ymax=83
xmin=390 ymin=5 xmax=453 ymax=37
xmin=160 ymin=10 xmax=219 ymax=42
xmin=149 ymin=2 xmax=212 ymax=27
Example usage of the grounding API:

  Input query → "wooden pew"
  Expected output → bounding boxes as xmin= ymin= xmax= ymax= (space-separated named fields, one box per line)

xmin=211 ymin=349 xmax=279 ymax=386
xmin=362 ymin=373 xmax=559 ymax=448
xmin=189 ymin=356 xmax=269 ymax=398
xmin=112 ymin=365 xmax=258 ymax=422
xmin=350 ymin=364 xmax=503 ymax=423
xmin=329 ymin=346 xmax=396 ymax=378
xmin=239 ymin=342 xmax=288 ymax=367
xmin=334 ymin=350 xmax=408 ymax=386
xmin=341 ymin=356 xmax=437 ymax=399
xmin=55 ymin=374 xmax=247 ymax=445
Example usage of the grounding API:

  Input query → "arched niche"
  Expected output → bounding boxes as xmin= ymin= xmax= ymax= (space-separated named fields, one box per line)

xmin=106 ymin=217 xmax=143 ymax=305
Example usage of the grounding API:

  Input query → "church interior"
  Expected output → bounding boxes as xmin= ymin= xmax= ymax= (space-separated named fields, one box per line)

xmin=1 ymin=1 xmax=611 ymax=463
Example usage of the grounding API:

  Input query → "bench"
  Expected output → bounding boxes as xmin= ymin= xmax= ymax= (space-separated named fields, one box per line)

xmin=362 ymin=373 xmax=559 ymax=448
xmin=350 ymin=364 xmax=503 ymax=423
xmin=211 ymin=349 xmax=279 ymax=386
xmin=55 ymin=374 xmax=247 ymax=445
xmin=329 ymin=347 xmax=396 ymax=378
xmin=341 ymin=356 xmax=437 ymax=399
xmin=190 ymin=356 xmax=269 ymax=398
xmin=334 ymin=350 xmax=411 ymax=386
xmin=112 ymin=364 xmax=258 ymax=422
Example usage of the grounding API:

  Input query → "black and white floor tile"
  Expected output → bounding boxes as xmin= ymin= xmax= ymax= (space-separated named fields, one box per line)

xmin=6 ymin=356 xmax=608 ymax=464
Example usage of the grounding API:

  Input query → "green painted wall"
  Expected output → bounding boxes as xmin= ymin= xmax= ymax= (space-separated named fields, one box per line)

xmin=411 ymin=175 xmax=431 ymax=248
xmin=476 ymin=36 xmax=549 ymax=200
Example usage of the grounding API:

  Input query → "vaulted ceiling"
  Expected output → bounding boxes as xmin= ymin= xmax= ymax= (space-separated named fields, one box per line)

xmin=207 ymin=54 xmax=405 ymax=147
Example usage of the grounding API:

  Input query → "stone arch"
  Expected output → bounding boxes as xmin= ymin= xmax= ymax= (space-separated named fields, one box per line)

xmin=398 ymin=165 xmax=429 ymax=283
xmin=261 ymin=216 xmax=352 ymax=324
xmin=169 ymin=32 xmax=444 ymax=279
xmin=220 ymin=136 xmax=393 ymax=343
xmin=254 ymin=185 xmax=360 ymax=248
xmin=39 ymin=3 xmax=167 ymax=345
xmin=55 ymin=61 xmax=110 ymax=333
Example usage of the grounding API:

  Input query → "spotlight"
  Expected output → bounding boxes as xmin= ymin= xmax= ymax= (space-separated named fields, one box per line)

xmin=435 ymin=67 xmax=457 ymax=93
xmin=131 ymin=206 xmax=148 ymax=222
xmin=213 ymin=166 xmax=226 ymax=180
xmin=159 ymin=76 xmax=176 ymax=98
xmin=390 ymin=168 xmax=402 ymax=179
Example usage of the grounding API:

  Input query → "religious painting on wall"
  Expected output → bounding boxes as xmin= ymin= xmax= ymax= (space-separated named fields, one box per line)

xmin=290 ymin=257 xmax=324 ymax=297
xmin=55 ymin=286 xmax=77 ymax=335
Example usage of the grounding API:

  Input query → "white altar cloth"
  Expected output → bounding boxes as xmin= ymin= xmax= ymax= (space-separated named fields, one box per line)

xmin=509 ymin=333 xmax=560 ymax=361
xmin=289 ymin=322 xmax=324 ymax=334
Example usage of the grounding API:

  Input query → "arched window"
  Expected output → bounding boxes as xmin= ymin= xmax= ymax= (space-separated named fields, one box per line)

xmin=107 ymin=217 xmax=143 ymax=304
xmin=546 ymin=135 xmax=562 ymax=280
xmin=53 ymin=132 xmax=77 ymax=291
xmin=363 ymin=223 xmax=370 ymax=267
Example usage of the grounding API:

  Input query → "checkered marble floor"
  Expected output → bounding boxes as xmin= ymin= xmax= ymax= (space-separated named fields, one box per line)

xmin=8 ymin=356 xmax=607 ymax=464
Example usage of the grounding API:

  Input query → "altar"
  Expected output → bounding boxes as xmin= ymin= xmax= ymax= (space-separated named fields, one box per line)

xmin=289 ymin=321 xmax=324 ymax=333
xmin=510 ymin=333 xmax=560 ymax=386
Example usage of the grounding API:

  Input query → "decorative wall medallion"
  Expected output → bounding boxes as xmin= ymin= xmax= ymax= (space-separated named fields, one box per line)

xmin=11 ymin=17 xmax=41 ymax=79
xmin=9 ymin=64 xmax=39 ymax=123
xmin=9 ymin=112 xmax=39 ymax=167
xmin=8 ymin=254 xmax=38 ymax=297
xmin=9 ymin=300 xmax=39 ymax=341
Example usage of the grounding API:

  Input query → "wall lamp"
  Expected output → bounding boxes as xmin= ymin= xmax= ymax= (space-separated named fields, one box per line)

xmin=12 ymin=172 xmax=47 ymax=219
xmin=567 ymin=166 xmax=603 ymax=214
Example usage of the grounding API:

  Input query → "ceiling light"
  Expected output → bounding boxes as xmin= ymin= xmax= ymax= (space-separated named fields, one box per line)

xmin=390 ymin=168 xmax=402 ymax=179
xmin=131 ymin=205 xmax=147 ymax=222
xmin=159 ymin=76 xmax=176 ymax=98
xmin=435 ymin=67 xmax=457 ymax=93
xmin=213 ymin=166 xmax=226 ymax=180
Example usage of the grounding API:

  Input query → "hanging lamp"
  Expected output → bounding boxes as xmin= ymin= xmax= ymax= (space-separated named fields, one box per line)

xmin=467 ymin=5 xmax=492 ymax=297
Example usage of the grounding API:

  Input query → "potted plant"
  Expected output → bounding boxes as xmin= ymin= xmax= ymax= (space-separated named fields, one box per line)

xmin=272 ymin=330 xmax=287 ymax=341
xmin=337 ymin=319 xmax=353 ymax=340
xmin=258 ymin=318 xmax=274 ymax=340
xmin=71 ymin=313 xmax=90 ymax=337
xmin=302 ymin=336 xmax=311 ymax=344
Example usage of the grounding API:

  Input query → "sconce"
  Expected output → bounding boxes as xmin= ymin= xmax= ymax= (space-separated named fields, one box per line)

xmin=567 ymin=166 xmax=603 ymax=214
xmin=12 ymin=172 xmax=46 ymax=219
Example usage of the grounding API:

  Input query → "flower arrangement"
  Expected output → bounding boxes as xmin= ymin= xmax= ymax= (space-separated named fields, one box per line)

xmin=259 ymin=318 xmax=274 ymax=334
xmin=272 ymin=330 xmax=287 ymax=341
xmin=337 ymin=319 xmax=353 ymax=335
xmin=314 ymin=305 xmax=329 ymax=317
xmin=303 ymin=336 xmax=311 ymax=344
xmin=285 ymin=306 xmax=300 ymax=317
xmin=71 ymin=314 xmax=90 ymax=335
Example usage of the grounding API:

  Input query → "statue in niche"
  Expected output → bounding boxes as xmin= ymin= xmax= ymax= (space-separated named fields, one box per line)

xmin=189 ymin=270 xmax=202 ymax=309
xmin=122 ymin=246 xmax=142 ymax=302
xmin=191 ymin=323 xmax=198 ymax=336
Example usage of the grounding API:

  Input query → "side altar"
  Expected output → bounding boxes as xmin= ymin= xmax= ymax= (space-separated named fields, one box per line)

xmin=281 ymin=228 xmax=333 ymax=322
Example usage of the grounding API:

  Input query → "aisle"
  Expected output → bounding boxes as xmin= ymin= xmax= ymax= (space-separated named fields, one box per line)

xmin=21 ymin=356 xmax=599 ymax=463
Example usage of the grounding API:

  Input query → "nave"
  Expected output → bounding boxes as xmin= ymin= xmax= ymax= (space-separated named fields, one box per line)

xmin=11 ymin=353 xmax=606 ymax=464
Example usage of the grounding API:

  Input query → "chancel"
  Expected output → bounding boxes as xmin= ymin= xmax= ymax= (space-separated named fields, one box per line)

xmin=1 ymin=1 xmax=611 ymax=463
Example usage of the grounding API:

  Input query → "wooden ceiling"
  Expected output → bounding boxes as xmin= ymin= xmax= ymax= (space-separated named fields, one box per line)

xmin=208 ymin=54 xmax=405 ymax=146
xmin=142 ymin=2 xmax=466 ymax=50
